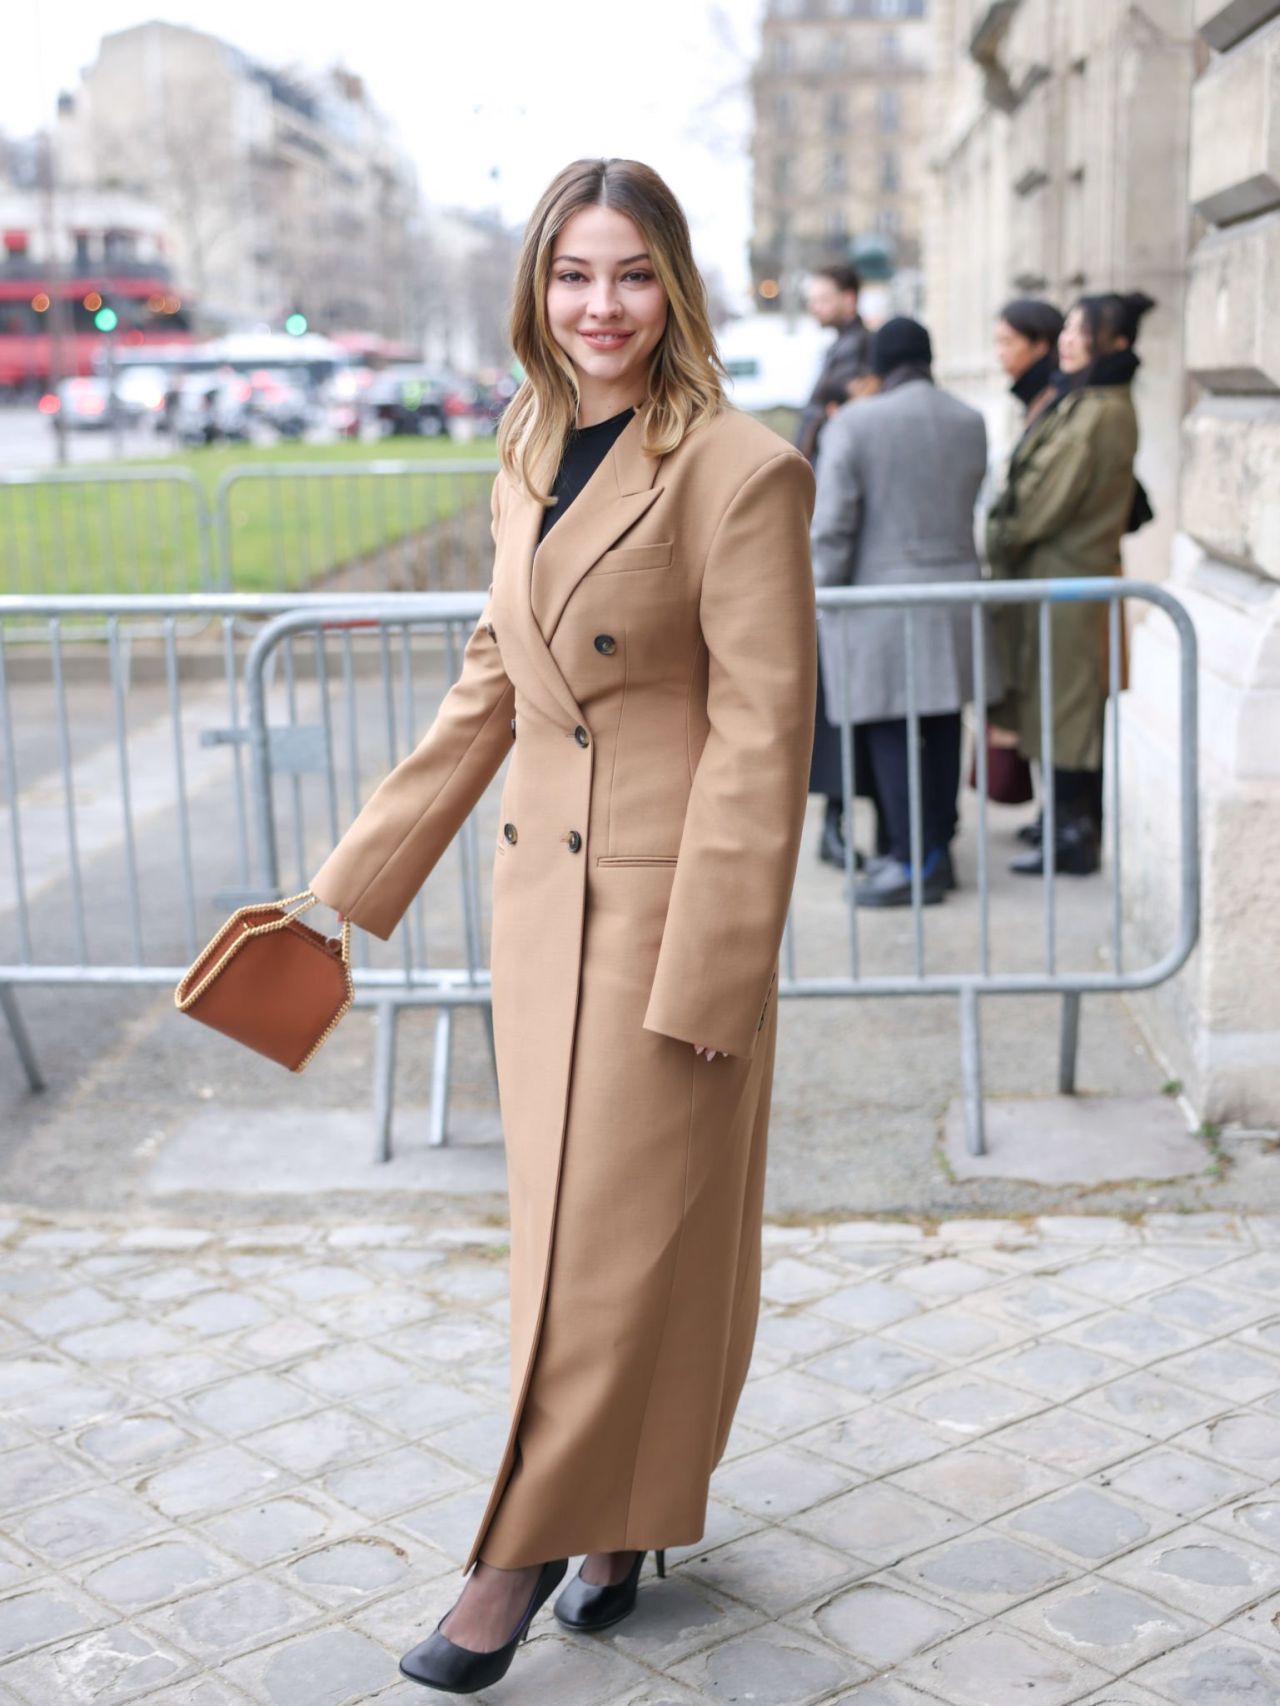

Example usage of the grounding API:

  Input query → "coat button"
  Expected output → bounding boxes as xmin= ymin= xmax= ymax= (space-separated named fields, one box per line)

xmin=594 ymin=634 xmax=617 ymax=655
xmin=574 ymin=725 xmax=589 ymax=748
xmin=510 ymin=718 xmax=516 ymax=740
xmin=567 ymin=830 xmax=582 ymax=853
xmin=503 ymin=823 xmax=518 ymax=845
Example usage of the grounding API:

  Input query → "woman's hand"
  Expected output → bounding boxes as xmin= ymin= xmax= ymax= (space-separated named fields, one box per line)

xmin=693 ymin=1044 xmax=721 ymax=1062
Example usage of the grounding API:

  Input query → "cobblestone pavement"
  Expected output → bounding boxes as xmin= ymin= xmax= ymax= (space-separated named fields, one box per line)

xmin=2 ymin=1209 xmax=1280 ymax=1705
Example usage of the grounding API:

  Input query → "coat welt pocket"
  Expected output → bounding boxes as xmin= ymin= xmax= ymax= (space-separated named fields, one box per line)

xmin=594 ymin=542 xmax=673 ymax=574
xmin=595 ymin=854 xmax=679 ymax=867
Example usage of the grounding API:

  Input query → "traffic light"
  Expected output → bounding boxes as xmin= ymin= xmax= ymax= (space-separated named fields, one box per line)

xmin=284 ymin=312 xmax=308 ymax=336
xmin=94 ymin=305 xmax=118 ymax=332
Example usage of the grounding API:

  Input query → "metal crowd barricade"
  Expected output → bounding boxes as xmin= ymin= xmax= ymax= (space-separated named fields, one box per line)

xmin=0 ymin=468 xmax=215 ymax=600
xmin=0 ymin=593 xmax=494 ymax=1160
xmin=0 ymin=578 xmax=1199 ymax=1164
xmin=799 ymin=578 xmax=1199 ymax=1154
xmin=241 ymin=598 xmax=497 ymax=1157
xmin=213 ymin=461 xmax=500 ymax=594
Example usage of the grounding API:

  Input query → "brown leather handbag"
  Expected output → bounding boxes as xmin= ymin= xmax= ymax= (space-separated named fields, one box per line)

xmin=174 ymin=891 xmax=353 ymax=1072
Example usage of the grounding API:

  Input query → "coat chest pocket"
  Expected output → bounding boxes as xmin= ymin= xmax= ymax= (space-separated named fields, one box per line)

xmin=593 ymin=542 xmax=673 ymax=575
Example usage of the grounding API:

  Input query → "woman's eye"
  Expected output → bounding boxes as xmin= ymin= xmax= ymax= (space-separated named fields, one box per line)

xmin=623 ymin=271 xmax=654 ymax=284
xmin=556 ymin=271 xmax=586 ymax=284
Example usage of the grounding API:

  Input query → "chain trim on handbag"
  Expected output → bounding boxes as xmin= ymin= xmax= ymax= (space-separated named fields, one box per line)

xmin=174 ymin=890 xmax=353 ymax=1073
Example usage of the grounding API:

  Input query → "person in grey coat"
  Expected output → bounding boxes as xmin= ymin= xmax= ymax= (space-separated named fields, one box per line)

xmin=810 ymin=317 xmax=991 ymax=907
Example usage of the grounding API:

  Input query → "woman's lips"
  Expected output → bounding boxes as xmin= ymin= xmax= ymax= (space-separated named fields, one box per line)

xmin=579 ymin=330 xmax=634 ymax=350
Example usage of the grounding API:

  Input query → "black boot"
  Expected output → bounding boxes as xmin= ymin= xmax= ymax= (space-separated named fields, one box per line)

xmin=1010 ymin=817 xmax=1100 ymax=877
xmin=818 ymin=801 xmax=864 ymax=870
xmin=1015 ymin=814 xmax=1043 ymax=847
xmin=818 ymin=800 xmax=845 ymax=867
xmin=554 ymin=1549 xmax=666 ymax=1633
xmin=399 ymin=1558 xmax=567 ymax=1693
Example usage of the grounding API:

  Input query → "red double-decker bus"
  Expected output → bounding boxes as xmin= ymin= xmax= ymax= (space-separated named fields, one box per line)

xmin=0 ymin=265 xmax=195 ymax=392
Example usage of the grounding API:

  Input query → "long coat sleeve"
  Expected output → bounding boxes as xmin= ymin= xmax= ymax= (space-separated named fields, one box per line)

xmin=809 ymin=421 xmax=863 ymax=591
xmin=309 ymin=489 xmax=515 ymax=938
xmin=642 ymin=452 xmax=816 ymax=1059
xmin=986 ymin=415 xmax=1096 ymax=574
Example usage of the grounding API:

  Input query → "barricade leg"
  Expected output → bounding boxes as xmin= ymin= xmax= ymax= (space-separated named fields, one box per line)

xmin=373 ymin=1001 xmax=398 ymax=1163
xmin=1059 ymin=992 xmax=1081 ymax=1094
xmin=428 ymin=1008 xmax=452 ymax=1150
xmin=0 ymin=987 xmax=44 ymax=1092
xmin=959 ymin=986 xmax=986 ymax=1156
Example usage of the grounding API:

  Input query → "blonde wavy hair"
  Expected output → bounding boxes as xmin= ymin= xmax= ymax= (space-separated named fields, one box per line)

xmin=498 ymin=158 xmax=727 ymax=504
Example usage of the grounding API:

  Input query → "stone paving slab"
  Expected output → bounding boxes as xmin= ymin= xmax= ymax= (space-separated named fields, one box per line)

xmin=1 ymin=1209 xmax=1279 ymax=1703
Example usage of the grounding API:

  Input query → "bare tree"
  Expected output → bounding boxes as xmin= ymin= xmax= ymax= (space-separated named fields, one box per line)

xmin=91 ymin=71 xmax=249 ymax=325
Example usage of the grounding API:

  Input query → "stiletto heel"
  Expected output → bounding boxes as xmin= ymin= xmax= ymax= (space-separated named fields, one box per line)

xmin=399 ymin=1557 xmax=567 ymax=1693
xmin=656 ymin=1548 xmax=666 ymax=1578
xmin=553 ymin=1547 xmax=667 ymax=1632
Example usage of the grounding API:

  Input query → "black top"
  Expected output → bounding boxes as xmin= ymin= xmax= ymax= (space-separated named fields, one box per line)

xmin=537 ymin=406 xmax=636 ymax=543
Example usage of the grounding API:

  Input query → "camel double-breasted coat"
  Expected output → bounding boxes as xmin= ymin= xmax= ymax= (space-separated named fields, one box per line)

xmin=309 ymin=403 xmax=817 ymax=1572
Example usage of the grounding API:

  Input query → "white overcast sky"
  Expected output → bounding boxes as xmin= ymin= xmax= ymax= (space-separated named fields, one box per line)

xmin=6 ymin=1 xmax=767 ymax=300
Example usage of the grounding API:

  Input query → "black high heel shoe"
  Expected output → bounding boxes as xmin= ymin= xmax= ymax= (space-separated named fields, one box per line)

xmin=399 ymin=1557 xmax=567 ymax=1694
xmin=553 ymin=1547 xmax=666 ymax=1632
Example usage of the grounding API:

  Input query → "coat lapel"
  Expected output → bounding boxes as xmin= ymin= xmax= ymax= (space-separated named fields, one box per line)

xmin=495 ymin=406 xmax=664 ymax=728
xmin=530 ymin=407 xmax=663 ymax=640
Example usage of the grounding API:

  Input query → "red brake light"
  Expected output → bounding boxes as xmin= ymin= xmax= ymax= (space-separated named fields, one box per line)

xmin=38 ymin=393 xmax=60 ymax=415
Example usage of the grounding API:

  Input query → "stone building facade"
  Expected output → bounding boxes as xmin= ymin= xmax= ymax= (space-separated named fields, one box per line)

xmin=928 ymin=0 xmax=1280 ymax=1125
xmin=751 ymin=0 xmax=932 ymax=309
xmin=54 ymin=22 xmax=428 ymax=341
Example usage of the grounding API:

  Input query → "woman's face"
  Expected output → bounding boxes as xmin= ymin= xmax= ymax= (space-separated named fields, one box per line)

xmin=994 ymin=319 xmax=1049 ymax=380
xmin=1058 ymin=306 xmax=1093 ymax=374
xmin=546 ymin=205 xmax=669 ymax=400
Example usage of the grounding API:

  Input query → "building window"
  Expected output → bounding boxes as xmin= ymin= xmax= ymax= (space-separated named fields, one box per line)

xmin=774 ymin=154 xmax=793 ymax=194
xmin=776 ymin=91 xmax=794 ymax=132
xmin=775 ymin=212 xmax=791 ymax=247
xmin=826 ymin=151 xmax=846 ymax=190
xmin=879 ymin=88 xmax=900 ymax=131
xmin=826 ymin=206 xmax=848 ymax=242
xmin=824 ymin=32 xmax=847 ymax=68
xmin=880 ymin=29 xmax=900 ymax=64
xmin=826 ymin=91 xmax=847 ymax=131
xmin=880 ymin=150 xmax=900 ymax=192
xmin=103 ymin=229 xmax=136 ymax=265
xmin=876 ymin=206 xmax=901 ymax=235
xmin=773 ymin=32 xmax=794 ymax=71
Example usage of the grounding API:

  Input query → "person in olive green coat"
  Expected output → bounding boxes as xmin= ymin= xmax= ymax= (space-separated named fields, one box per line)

xmin=986 ymin=290 xmax=1155 ymax=875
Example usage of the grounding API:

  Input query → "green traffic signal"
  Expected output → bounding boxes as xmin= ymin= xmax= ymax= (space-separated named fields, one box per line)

xmin=284 ymin=312 xmax=308 ymax=336
xmin=94 ymin=306 xmax=118 ymax=332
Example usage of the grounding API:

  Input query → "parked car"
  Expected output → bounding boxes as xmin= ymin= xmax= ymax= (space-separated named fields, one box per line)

xmin=171 ymin=372 xmax=253 ymax=446
xmin=112 ymin=365 xmax=170 ymax=429
xmin=366 ymin=368 xmax=450 ymax=438
xmin=243 ymin=368 xmax=311 ymax=439
xmin=42 ymin=376 xmax=117 ymax=431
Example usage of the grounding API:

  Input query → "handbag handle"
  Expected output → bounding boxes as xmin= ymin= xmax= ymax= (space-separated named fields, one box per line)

xmin=278 ymin=890 xmax=351 ymax=966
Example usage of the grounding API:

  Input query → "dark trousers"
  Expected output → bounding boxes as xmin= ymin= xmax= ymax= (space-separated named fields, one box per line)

xmin=810 ymin=648 xmax=887 ymax=848
xmin=862 ymin=713 xmax=963 ymax=867
xmin=1052 ymin=766 xmax=1104 ymax=830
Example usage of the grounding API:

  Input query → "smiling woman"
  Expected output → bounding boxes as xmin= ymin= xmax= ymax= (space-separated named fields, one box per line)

xmin=306 ymin=156 xmax=818 ymax=1694
xmin=543 ymin=208 xmax=669 ymax=420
